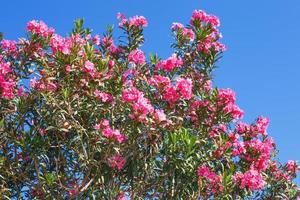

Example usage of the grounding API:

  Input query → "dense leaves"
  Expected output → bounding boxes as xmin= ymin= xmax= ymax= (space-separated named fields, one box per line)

xmin=0 ymin=10 xmax=299 ymax=199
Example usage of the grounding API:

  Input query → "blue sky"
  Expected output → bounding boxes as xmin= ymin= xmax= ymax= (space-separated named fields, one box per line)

xmin=1 ymin=0 xmax=299 ymax=184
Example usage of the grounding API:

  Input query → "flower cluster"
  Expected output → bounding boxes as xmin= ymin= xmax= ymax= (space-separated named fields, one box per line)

xmin=27 ymin=20 xmax=54 ymax=38
xmin=197 ymin=166 xmax=223 ymax=194
xmin=0 ymin=61 xmax=16 ymax=99
xmin=94 ymin=119 xmax=126 ymax=143
xmin=155 ymin=54 xmax=183 ymax=72
xmin=0 ymin=9 xmax=298 ymax=200
xmin=128 ymin=49 xmax=146 ymax=65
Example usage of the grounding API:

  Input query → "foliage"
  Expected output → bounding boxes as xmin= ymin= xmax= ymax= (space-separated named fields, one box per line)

xmin=0 ymin=10 xmax=299 ymax=199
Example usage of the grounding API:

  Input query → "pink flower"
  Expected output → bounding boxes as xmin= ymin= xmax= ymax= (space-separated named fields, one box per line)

xmin=153 ymin=109 xmax=167 ymax=123
xmin=122 ymin=87 xmax=143 ymax=103
xmin=27 ymin=20 xmax=54 ymax=38
xmin=108 ymin=154 xmax=126 ymax=170
xmin=0 ymin=76 xmax=16 ymax=99
xmin=197 ymin=165 xmax=223 ymax=194
xmin=190 ymin=10 xmax=208 ymax=25
xmin=83 ymin=60 xmax=96 ymax=76
xmin=97 ymin=119 xmax=126 ymax=143
xmin=50 ymin=34 xmax=72 ymax=55
xmin=148 ymin=75 xmax=170 ymax=89
xmin=190 ymin=10 xmax=220 ymax=27
xmin=182 ymin=28 xmax=195 ymax=41
xmin=171 ymin=22 xmax=184 ymax=31
xmin=251 ymin=116 xmax=269 ymax=136
xmin=1 ymin=40 xmax=17 ymax=53
xmin=0 ymin=62 xmax=12 ymax=75
xmin=94 ymin=90 xmax=113 ymax=103
xmin=156 ymin=54 xmax=183 ymax=72
xmin=163 ymin=86 xmax=180 ymax=106
xmin=128 ymin=16 xmax=148 ymax=27
xmin=130 ymin=96 xmax=154 ymax=122
xmin=17 ymin=86 xmax=25 ymax=97
xmin=39 ymin=128 xmax=46 ymax=136
xmin=128 ymin=49 xmax=146 ymax=65
xmin=233 ymin=169 xmax=265 ymax=191
xmin=286 ymin=160 xmax=298 ymax=174
xmin=176 ymin=78 xmax=193 ymax=100
xmin=92 ymin=35 xmax=100 ymax=45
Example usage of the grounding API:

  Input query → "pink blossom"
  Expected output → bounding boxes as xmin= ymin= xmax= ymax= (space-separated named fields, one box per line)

xmin=108 ymin=154 xmax=126 ymax=170
xmin=286 ymin=160 xmax=299 ymax=174
xmin=148 ymin=75 xmax=170 ymax=89
xmin=0 ymin=62 xmax=12 ymax=75
xmin=83 ymin=60 xmax=96 ymax=76
xmin=233 ymin=169 xmax=265 ymax=191
xmin=156 ymin=54 xmax=183 ymax=72
xmin=50 ymin=34 xmax=72 ymax=55
xmin=39 ymin=128 xmax=46 ymax=136
xmin=190 ymin=10 xmax=208 ymax=25
xmin=1 ymin=40 xmax=17 ymax=53
xmin=171 ymin=22 xmax=184 ymax=31
xmin=92 ymin=35 xmax=100 ymax=45
xmin=94 ymin=90 xmax=113 ymax=103
xmin=251 ymin=116 xmax=269 ymax=136
xmin=128 ymin=16 xmax=148 ymax=27
xmin=130 ymin=96 xmax=154 ymax=122
xmin=190 ymin=10 xmax=220 ymax=27
xmin=182 ymin=28 xmax=195 ymax=41
xmin=128 ymin=49 xmax=146 ymax=65
xmin=163 ymin=86 xmax=180 ymax=106
xmin=197 ymin=165 xmax=223 ymax=194
xmin=122 ymin=87 xmax=143 ymax=103
xmin=27 ymin=20 xmax=54 ymax=38
xmin=0 ymin=75 xmax=16 ymax=99
xmin=153 ymin=109 xmax=167 ymax=123
xmin=176 ymin=78 xmax=193 ymax=100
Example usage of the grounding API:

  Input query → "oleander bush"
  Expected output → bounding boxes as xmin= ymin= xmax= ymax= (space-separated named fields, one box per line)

xmin=0 ymin=10 xmax=299 ymax=199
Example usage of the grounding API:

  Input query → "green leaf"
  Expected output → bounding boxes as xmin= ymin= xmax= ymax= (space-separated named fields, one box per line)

xmin=45 ymin=172 xmax=56 ymax=186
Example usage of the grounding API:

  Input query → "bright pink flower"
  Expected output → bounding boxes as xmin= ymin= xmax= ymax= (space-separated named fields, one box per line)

xmin=83 ymin=60 xmax=96 ymax=76
xmin=1 ymin=40 xmax=17 ymax=53
xmin=0 ymin=76 xmax=16 ymax=99
xmin=251 ymin=116 xmax=269 ymax=136
xmin=197 ymin=165 xmax=223 ymax=194
xmin=233 ymin=169 xmax=265 ymax=191
xmin=190 ymin=10 xmax=208 ymax=25
xmin=176 ymin=78 xmax=193 ymax=100
xmin=50 ymin=34 xmax=72 ymax=55
xmin=148 ymin=75 xmax=171 ymax=89
xmin=17 ymin=86 xmax=25 ymax=97
xmin=153 ymin=109 xmax=167 ymax=123
xmin=156 ymin=54 xmax=183 ymax=72
xmin=122 ymin=87 xmax=143 ymax=103
xmin=171 ymin=22 xmax=184 ymax=31
xmin=190 ymin=10 xmax=220 ymax=27
xmin=128 ymin=49 xmax=146 ymax=65
xmin=92 ymin=35 xmax=100 ymax=45
xmin=286 ymin=160 xmax=298 ymax=174
xmin=163 ymin=86 xmax=180 ymax=106
xmin=97 ymin=119 xmax=126 ymax=143
xmin=46 ymin=83 xmax=58 ymax=91
xmin=182 ymin=28 xmax=195 ymax=41
xmin=27 ymin=20 xmax=54 ymax=38
xmin=128 ymin=16 xmax=148 ymax=27
xmin=108 ymin=154 xmax=126 ymax=170
xmin=130 ymin=96 xmax=154 ymax=122
xmin=0 ymin=62 xmax=12 ymax=75
xmin=94 ymin=90 xmax=113 ymax=103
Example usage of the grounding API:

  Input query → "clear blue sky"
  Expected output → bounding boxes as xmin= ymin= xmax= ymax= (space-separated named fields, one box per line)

xmin=1 ymin=0 xmax=299 ymax=184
